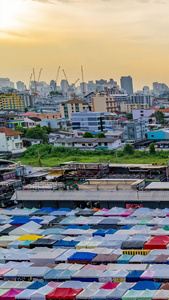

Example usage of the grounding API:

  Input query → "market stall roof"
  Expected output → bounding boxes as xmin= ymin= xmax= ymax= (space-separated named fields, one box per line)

xmin=46 ymin=287 xmax=83 ymax=299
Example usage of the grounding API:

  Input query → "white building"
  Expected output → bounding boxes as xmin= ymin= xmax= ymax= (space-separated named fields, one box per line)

xmin=0 ymin=127 xmax=23 ymax=152
xmin=40 ymin=118 xmax=69 ymax=130
xmin=132 ymin=109 xmax=155 ymax=120
xmin=54 ymin=137 xmax=121 ymax=151
xmin=72 ymin=111 xmax=105 ymax=132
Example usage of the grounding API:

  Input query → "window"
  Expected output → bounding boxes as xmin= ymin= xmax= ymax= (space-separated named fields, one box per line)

xmin=82 ymin=143 xmax=85 ymax=146
xmin=14 ymin=135 xmax=18 ymax=139
xmin=151 ymin=135 xmax=154 ymax=137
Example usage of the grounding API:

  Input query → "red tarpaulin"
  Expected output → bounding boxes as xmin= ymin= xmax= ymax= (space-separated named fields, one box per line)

xmin=144 ymin=236 xmax=169 ymax=250
xmin=46 ymin=288 xmax=83 ymax=299
xmin=101 ymin=282 xmax=119 ymax=289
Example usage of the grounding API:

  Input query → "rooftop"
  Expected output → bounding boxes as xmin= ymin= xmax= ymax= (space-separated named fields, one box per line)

xmin=12 ymin=190 xmax=169 ymax=202
xmin=0 ymin=127 xmax=23 ymax=136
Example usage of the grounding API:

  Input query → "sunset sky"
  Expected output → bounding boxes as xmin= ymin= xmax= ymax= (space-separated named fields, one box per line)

xmin=0 ymin=0 xmax=169 ymax=90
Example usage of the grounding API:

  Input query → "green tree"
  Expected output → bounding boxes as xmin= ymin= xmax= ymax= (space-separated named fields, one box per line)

xmin=155 ymin=111 xmax=165 ymax=124
xmin=15 ymin=125 xmax=27 ymax=135
xmin=42 ymin=126 xmax=52 ymax=134
xmin=126 ymin=113 xmax=133 ymax=120
xmin=97 ymin=132 xmax=105 ymax=138
xmin=24 ymin=107 xmax=28 ymax=113
xmin=25 ymin=126 xmax=48 ymax=143
xmin=123 ymin=143 xmax=134 ymax=155
xmin=83 ymin=132 xmax=93 ymax=138
xmin=149 ymin=142 xmax=156 ymax=154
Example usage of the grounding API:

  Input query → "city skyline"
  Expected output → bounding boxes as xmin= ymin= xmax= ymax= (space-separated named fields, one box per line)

xmin=0 ymin=0 xmax=169 ymax=89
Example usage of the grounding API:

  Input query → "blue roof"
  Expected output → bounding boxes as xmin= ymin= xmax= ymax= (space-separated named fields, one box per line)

xmin=93 ymin=229 xmax=106 ymax=237
xmin=105 ymin=229 xmax=117 ymax=234
xmin=68 ymin=252 xmax=97 ymax=261
xmin=27 ymin=281 xmax=47 ymax=289
xmin=131 ymin=281 xmax=162 ymax=290
xmin=119 ymin=225 xmax=132 ymax=230
xmin=65 ymin=225 xmax=90 ymax=230
xmin=39 ymin=207 xmax=56 ymax=212
xmin=126 ymin=271 xmax=143 ymax=282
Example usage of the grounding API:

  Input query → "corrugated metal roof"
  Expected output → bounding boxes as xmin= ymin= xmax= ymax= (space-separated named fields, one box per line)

xmin=12 ymin=190 xmax=169 ymax=202
xmin=145 ymin=182 xmax=169 ymax=190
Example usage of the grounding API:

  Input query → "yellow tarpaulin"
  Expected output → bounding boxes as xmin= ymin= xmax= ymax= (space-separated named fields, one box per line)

xmin=17 ymin=235 xmax=43 ymax=241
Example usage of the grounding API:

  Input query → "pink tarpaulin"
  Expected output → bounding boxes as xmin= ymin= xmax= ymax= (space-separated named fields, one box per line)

xmin=47 ymin=282 xmax=62 ymax=288
xmin=101 ymin=282 xmax=119 ymax=289
xmin=121 ymin=210 xmax=133 ymax=217
xmin=83 ymin=264 xmax=106 ymax=271
xmin=101 ymin=208 xmax=109 ymax=211
xmin=140 ymin=270 xmax=155 ymax=280
xmin=0 ymin=268 xmax=12 ymax=277
xmin=0 ymin=289 xmax=24 ymax=300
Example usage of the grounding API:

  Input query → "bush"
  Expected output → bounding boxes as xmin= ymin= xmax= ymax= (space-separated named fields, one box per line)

xmin=149 ymin=143 xmax=156 ymax=155
xmin=83 ymin=132 xmax=93 ymax=138
xmin=123 ymin=144 xmax=134 ymax=155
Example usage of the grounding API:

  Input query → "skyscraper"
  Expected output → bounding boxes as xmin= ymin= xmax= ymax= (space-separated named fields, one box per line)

xmin=120 ymin=76 xmax=133 ymax=95
xmin=17 ymin=81 xmax=25 ymax=91
xmin=50 ymin=80 xmax=57 ymax=92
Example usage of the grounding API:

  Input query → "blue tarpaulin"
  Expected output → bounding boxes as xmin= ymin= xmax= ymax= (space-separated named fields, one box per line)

xmin=27 ymin=281 xmax=47 ymax=289
xmin=93 ymin=229 xmax=106 ymax=237
xmin=126 ymin=271 xmax=143 ymax=282
xmin=131 ymin=280 xmax=162 ymax=290
xmin=68 ymin=252 xmax=97 ymax=261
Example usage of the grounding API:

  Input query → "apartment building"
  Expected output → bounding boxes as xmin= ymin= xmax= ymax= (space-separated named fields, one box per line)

xmin=59 ymin=99 xmax=89 ymax=119
xmin=0 ymin=93 xmax=25 ymax=111
xmin=123 ymin=120 xmax=146 ymax=141
xmin=91 ymin=92 xmax=118 ymax=113
xmin=72 ymin=111 xmax=105 ymax=132
xmin=120 ymin=102 xmax=149 ymax=113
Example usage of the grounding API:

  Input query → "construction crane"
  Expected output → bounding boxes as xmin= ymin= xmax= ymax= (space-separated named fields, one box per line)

xmin=62 ymin=69 xmax=70 ymax=93
xmin=67 ymin=78 xmax=80 ymax=94
xmin=81 ymin=65 xmax=85 ymax=98
xmin=28 ymin=73 xmax=33 ymax=91
xmin=32 ymin=68 xmax=42 ymax=96
xmin=32 ymin=68 xmax=36 ymax=95
xmin=36 ymin=68 xmax=42 ymax=95
xmin=56 ymin=66 xmax=61 ymax=87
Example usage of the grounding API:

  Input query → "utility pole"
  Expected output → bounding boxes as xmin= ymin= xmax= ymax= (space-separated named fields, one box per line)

xmin=115 ymin=151 xmax=118 ymax=163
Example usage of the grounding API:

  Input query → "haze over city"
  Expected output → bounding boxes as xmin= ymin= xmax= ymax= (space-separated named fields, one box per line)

xmin=0 ymin=0 xmax=169 ymax=89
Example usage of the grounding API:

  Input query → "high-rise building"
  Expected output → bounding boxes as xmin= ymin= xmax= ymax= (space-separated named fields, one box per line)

xmin=0 ymin=78 xmax=15 ymax=89
xmin=143 ymin=86 xmax=150 ymax=95
xmin=120 ymin=76 xmax=133 ymax=95
xmin=61 ymin=80 xmax=69 ymax=93
xmin=16 ymin=81 xmax=25 ymax=91
xmin=50 ymin=80 xmax=57 ymax=92
xmin=153 ymin=82 xmax=169 ymax=95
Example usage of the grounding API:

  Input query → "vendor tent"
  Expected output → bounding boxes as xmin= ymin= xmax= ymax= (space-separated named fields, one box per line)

xmin=46 ymin=287 xmax=83 ymax=299
xmin=0 ymin=288 xmax=24 ymax=300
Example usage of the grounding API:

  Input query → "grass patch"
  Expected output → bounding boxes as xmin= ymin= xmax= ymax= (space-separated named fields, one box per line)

xmin=14 ymin=154 xmax=169 ymax=167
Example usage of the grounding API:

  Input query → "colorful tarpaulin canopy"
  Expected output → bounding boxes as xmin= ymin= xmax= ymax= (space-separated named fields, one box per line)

xmin=46 ymin=287 xmax=83 ymax=299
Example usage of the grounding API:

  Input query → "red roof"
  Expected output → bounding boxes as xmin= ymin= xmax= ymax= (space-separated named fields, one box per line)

xmin=46 ymin=288 xmax=83 ymax=299
xmin=101 ymin=282 xmax=119 ymax=289
xmin=0 ymin=127 xmax=23 ymax=136
xmin=150 ymin=106 xmax=169 ymax=113
xmin=144 ymin=235 xmax=169 ymax=250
